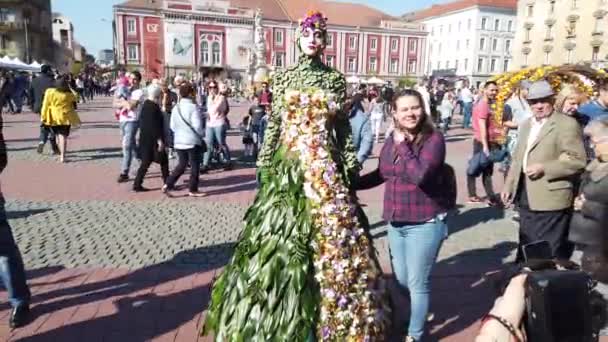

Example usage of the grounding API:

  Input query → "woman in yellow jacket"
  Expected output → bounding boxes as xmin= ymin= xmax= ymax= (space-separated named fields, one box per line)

xmin=40 ymin=76 xmax=80 ymax=163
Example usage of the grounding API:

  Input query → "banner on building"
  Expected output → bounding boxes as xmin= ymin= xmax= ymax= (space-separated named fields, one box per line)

xmin=164 ymin=22 xmax=194 ymax=66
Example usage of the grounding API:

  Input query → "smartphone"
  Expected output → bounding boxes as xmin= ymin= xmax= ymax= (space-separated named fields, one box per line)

xmin=523 ymin=240 xmax=553 ymax=261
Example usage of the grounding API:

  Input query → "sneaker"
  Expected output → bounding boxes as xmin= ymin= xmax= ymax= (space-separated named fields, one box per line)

xmin=117 ymin=174 xmax=129 ymax=183
xmin=36 ymin=143 xmax=43 ymax=154
xmin=405 ymin=337 xmax=417 ymax=342
xmin=132 ymin=186 xmax=150 ymax=193
xmin=9 ymin=305 xmax=30 ymax=328
xmin=188 ymin=191 xmax=206 ymax=197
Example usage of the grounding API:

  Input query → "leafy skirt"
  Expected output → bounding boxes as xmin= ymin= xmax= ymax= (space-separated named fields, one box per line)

xmin=202 ymin=147 xmax=385 ymax=341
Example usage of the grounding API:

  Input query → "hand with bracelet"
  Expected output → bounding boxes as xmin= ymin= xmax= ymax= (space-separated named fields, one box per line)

xmin=476 ymin=274 xmax=527 ymax=342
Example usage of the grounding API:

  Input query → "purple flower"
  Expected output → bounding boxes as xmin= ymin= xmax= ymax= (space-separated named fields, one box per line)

xmin=322 ymin=326 xmax=331 ymax=339
xmin=338 ymin=296 xmax=348 ymax=308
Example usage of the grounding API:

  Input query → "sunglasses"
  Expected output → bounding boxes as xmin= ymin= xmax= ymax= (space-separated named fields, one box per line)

xmin=527 ymin=97 xmax=553 ymax=105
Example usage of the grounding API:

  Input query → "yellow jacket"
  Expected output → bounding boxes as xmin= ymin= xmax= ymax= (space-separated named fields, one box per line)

xmin=40 ymin=88 xmax=81 ymax=126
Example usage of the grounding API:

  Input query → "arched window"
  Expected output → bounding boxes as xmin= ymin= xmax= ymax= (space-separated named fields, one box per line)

xmin=212 ymin=41 xmax=220 ymax=65
xmin=201 ymin=41 xmax=209 ymax=65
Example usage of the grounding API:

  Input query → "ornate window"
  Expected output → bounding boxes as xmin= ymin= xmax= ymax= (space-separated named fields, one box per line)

xmin=199 ymin=33 xmax=222 ymax=66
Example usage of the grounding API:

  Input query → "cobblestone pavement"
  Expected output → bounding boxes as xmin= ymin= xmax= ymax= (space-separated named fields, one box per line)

xmin=0 ymin=98 xmax=563 ymax=342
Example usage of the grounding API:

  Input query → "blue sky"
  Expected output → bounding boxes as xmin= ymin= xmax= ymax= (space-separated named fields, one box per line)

xmin=51 ymin=0 xmax=448 ymax=58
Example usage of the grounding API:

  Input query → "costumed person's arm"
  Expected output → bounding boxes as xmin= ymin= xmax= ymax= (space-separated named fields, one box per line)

xmin=333 ymin=74 xmax=360 ymax=185
xmin=256 ymin=74 xmax=284 ymax=170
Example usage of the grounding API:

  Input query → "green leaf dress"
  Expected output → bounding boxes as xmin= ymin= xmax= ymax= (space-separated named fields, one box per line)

xmin=203 ymin=54 xmax=390 ymax=341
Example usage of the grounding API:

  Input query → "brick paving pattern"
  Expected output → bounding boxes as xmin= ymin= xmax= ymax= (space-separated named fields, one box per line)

xmin=0 ymin=98 xmax=599 ymax=341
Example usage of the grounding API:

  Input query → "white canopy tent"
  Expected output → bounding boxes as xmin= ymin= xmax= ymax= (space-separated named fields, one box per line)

xmin=366 ymin=76 xmax=385 ymax=85
xmin=0 ymin=56 xmax=41 ymax=72
xmin=346 ymin=75 xmax=361 ymax=83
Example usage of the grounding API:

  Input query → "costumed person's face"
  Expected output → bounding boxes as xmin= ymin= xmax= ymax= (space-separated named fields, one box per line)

xmin=562 ymin=96 xmax=580 ymax=115
xmin=393 ymin=95 xmax=423 ymax=131
xmin=299 ymin=27 xmax=325 ymax=57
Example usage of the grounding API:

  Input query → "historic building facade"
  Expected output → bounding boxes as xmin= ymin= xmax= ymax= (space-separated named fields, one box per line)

xmin=512 ymin=0 xmax=608 ymax=69
xmin=408 ymin=0 xmax=517 ymax=86
xmin=113 ymin=0 xmax=428 ymax=82
xmin=0 ymin=0 xmax=53 ymax=64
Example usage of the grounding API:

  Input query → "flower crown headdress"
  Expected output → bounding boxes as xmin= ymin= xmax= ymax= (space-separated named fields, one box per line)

xmin=298 ymin=10 xmax=328 ymax=34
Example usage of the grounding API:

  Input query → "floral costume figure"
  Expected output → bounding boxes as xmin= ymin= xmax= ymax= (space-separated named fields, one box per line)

xmin=203 ymin=11 xmax=390 ymax=341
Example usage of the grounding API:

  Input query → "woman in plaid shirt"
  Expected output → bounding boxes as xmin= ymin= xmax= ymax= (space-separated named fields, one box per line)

xmin=358 ymin=89 xmax=451 ymax=342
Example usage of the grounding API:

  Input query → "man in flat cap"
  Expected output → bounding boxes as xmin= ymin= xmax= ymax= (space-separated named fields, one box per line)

xmin=502 ymin=80 xmax=586 ymax=262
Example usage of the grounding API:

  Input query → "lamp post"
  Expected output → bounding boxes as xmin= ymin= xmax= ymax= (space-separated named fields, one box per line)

xmin=24 ymin=16 xmax=30 ymax=63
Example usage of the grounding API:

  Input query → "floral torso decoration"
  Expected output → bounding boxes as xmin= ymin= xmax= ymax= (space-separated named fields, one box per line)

xmin=280 ymin=88 xmax=387 ymax=341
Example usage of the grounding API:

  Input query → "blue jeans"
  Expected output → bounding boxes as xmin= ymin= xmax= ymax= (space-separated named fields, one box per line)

xmin=120 ymin=121 xmax=139 ymax=175
xmin=388 ymin=218 xmax=448 ymax=340
xmin=462 ymin=102 xmax=473 ymax=128
xmin=203 ymin=125 xmax=231 ymax=167
xmin=0 ymin=197 xmax=30 ymax=308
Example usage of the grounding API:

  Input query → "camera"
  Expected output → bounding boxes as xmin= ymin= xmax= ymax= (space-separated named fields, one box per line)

xmin=519 ymin=241 xmax=604 ymax=342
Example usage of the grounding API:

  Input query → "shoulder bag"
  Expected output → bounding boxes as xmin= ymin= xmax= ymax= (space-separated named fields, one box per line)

xmin=176 ymin=104 xmax=207 ymax=153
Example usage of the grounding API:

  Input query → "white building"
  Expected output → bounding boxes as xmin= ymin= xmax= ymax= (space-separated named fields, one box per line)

xmin=52 ymin=13 xmax=76 ymax=72
xmin=408 ymin=0 xmax=517 ymax=87
xmin=98 ymin=49 xmax=114 ymax=66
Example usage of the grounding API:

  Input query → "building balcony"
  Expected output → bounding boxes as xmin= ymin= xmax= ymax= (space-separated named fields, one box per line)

xmin=592 ymin=31 xmax=604 ymax=37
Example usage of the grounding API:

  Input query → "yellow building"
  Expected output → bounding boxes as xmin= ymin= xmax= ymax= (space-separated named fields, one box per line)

xmin=512 ymin=0 xmax=608 ymax=69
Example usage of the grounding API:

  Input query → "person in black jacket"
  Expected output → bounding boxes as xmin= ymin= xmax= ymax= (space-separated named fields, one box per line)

xmin=29 ymin=65 xmax=59 ymax=154
xmin=0 ymin=111 xmax=31 ymax=328
xmin=132 ymin=84 xmax=169 ymax=192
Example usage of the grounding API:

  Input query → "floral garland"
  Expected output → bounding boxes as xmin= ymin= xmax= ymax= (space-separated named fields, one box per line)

xmin=490 ymin=65 xmax=608 ymax=144
xmin=280 ymin=88 xmax=386 ymax=341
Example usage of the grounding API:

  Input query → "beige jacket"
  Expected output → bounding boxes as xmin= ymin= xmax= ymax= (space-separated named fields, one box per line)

xmin=504 ymin=111 xmax=586 ymax=211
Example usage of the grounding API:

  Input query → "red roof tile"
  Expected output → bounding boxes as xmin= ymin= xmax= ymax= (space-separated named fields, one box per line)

xmin=410 ymin=0 xmax=517 ymax=21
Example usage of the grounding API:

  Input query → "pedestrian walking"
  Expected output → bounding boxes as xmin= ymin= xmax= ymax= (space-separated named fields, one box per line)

xmin=201 ymin=80 xmax=232 ymax=173
xmin=502 ymin=80 xmax=587 ymax=262
xmin=133 ymin=84 xmax=169 ymax=192
xmin=348 ymin=94 xmax=374 ymax=165
xmin=466 ymin=81 xmax=502 ymax=206
xmin=29 ymin=65 xmax=59 ymax=155
xmin=117 ymin=71 xmax=143 ymax=183
xmin=247 ymin=94 xmax=265 ymax=156
xmin=0 ymin=106 xmax=31 ymax=328
xmin=357 ymin=89 xmax=454 ymax=342
xmin=370 ymin=93 xmax=385 ymax=143
xmin=439 ymin=90 xmax=455 ymax=134
xmin=160 ymin=80 xmax=177 ymax=158
xmin=162 ymin=83 xmax=206 ymax=197
xmin=460 ymin=81 xmax=474 ymax=129
xmin=40 ymin=76 xmax=81 ymax=163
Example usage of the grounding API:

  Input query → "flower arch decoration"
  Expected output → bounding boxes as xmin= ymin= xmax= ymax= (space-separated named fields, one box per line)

xmin=489 ymin=65 xmax=608 ymax=144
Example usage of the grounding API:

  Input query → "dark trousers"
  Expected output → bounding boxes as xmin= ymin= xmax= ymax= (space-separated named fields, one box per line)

xmin=515 ymin=176 xmax=574 ymax=262
xmin=133 ymin=145 xmax=169 ymax=189
xmin=166 ymin=146 xmax=202 ymax=193
xmin=39 ymin=124 xmax=59 ymax=152
xmin=466 ymin=140 xmax=497 ymax=198
xmin=0 ymin=197 xmax=31 ymax=308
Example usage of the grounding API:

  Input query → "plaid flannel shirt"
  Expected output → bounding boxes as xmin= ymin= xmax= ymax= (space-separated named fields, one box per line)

xmin=361 ymin=131 xmax=447 ymax=223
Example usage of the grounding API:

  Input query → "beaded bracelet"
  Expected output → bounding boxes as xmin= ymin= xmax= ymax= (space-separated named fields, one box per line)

xmin=481 ymin=313 xmax=522 ymax=342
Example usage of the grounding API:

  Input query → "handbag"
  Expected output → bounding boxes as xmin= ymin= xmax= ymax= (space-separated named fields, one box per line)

xmin=176 ymin=104 xmax=207 ymax=154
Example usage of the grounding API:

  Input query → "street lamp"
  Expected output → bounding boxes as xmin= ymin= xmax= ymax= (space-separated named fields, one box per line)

xmin=24 ymin=16 xmax=30 ymax=63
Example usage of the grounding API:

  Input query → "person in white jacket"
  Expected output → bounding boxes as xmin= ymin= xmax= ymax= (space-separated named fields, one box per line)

xmin=162 ymin=83 xmax=206 ymax=197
